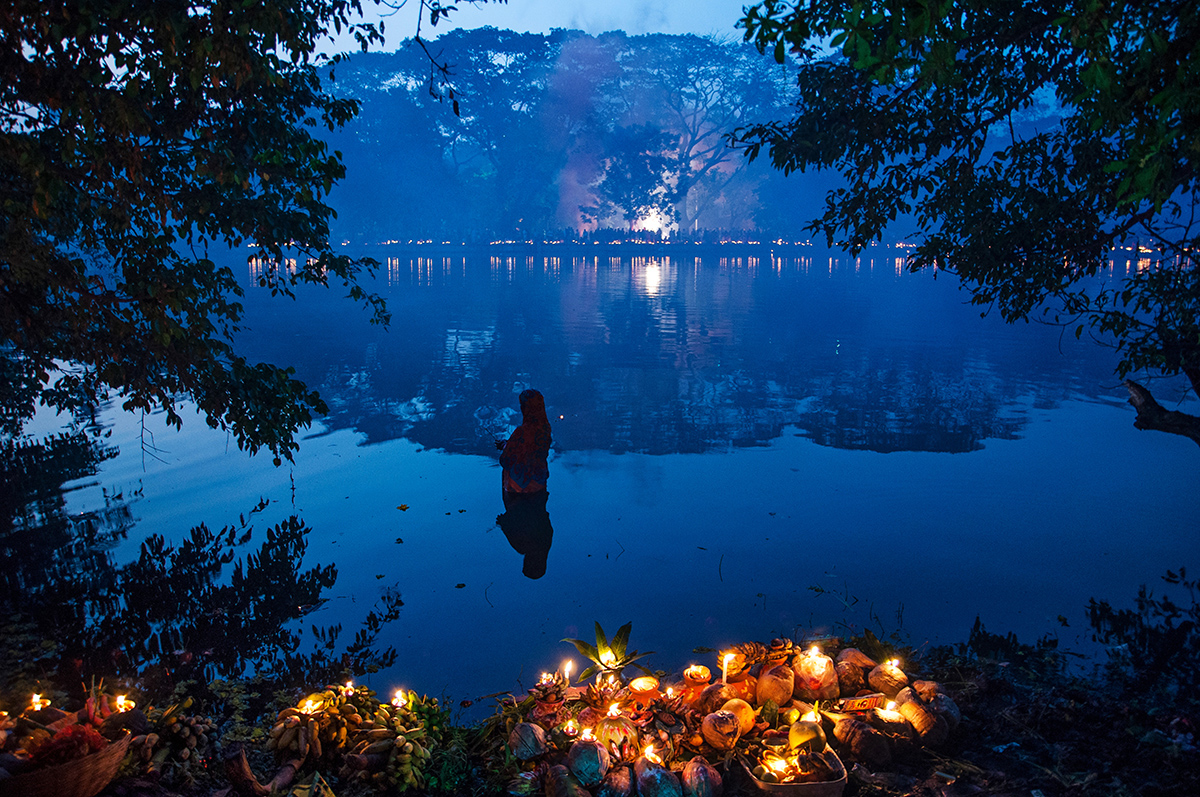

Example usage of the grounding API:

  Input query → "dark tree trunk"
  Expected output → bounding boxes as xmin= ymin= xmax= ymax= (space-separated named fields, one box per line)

xmin=1125 ymin=380 xmax=1200 ymax=447
xmin=219 ymin=743 xmax=304 ymax=797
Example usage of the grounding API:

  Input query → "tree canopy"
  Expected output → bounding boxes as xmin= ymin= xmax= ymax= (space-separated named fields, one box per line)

xmin=737 ymin=0 xmax=1200 ymax=444
xmin=0 ymin=0 xmax=399 ymax=461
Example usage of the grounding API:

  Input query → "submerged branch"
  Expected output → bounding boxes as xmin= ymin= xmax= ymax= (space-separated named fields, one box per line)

xmin=1125 ymin=380 xmax=1200 ymax=447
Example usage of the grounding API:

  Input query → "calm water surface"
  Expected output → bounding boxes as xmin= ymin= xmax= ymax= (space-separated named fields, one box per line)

xmin=57 ymin=247 xmax=1200 ymax=710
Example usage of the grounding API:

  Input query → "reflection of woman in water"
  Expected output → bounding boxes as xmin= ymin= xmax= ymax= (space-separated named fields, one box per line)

xmin=497 ymin=389 xmax=552 ymax=494
xmin=495 ymin=389 xmax=554 ymax=577
xmin=497 ymin=491 xmax=553 ymax=579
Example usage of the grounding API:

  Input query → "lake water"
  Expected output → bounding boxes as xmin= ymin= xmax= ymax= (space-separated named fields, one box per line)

xmin=52 ymin=245 xmax=1200 ymax=712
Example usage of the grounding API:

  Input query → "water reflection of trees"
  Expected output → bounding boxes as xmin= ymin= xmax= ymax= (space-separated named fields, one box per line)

xmin=0 ymin=431 xmax=400 ymax=698
xmin=243 ymin=255 xmax=1109 ymax=456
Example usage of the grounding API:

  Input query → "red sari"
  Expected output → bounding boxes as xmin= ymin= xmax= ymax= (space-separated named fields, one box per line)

xmin=499 ymin=389 xmax=552 ymax=493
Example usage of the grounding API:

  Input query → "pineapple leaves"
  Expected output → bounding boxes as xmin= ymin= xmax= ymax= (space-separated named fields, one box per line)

xmin=562 ymin=621 xmax=655 ymax=683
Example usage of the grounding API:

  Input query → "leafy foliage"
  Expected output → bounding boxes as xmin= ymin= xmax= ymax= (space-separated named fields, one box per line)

xmin=0 ymin=0 xmax=395 ymax=462
xmin=563 ymin=621 xmax=654 ymax=682
xmin=736 ymin=0 xmax=1200 ymax=432
xmin=1088 ymin=567 xmax=1200 ymax=704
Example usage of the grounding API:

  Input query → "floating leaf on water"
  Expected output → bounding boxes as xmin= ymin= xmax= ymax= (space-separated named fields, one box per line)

xmin=455 ymin=583 xmax=466 ymax=589
xmin=398 ymin=504 xmax=409 ymax=511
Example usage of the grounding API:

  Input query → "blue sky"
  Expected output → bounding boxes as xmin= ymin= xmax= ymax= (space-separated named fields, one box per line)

xmin=351 ymin=1 xmax=753 ymax=51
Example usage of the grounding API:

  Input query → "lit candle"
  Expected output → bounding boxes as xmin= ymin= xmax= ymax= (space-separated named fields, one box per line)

xmin=301 ymin=698 xmax=319 ymax=714
xmin=115 ymin=695 xmax=135 ymax=712
xmin=563 ymin=719 xmax=579 ymax=737
xmin=31 ymin=693 xmax=50 ymax=711
xmin=344 ymin=680 xmax=355 ymax=696
xmin=722 ymin=652 xmax=734 ymax=685
xmin=539 ymin=671 xmax=554 ymax=685
xmin=666 ymin=687 xmax=675 ymax=698
xmin=563 ymin=660 xmax=573 ymax=684
xmin=581 ymin=727 xmax=595 ymax=741
xmin=607 ymin=703 xmax=621 ymax=717
xmin=391 ymin=689 xmax=407 ymax=708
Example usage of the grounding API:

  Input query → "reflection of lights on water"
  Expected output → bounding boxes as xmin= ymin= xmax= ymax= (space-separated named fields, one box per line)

xmin=643 ymin=263 xmax=661 ymax=294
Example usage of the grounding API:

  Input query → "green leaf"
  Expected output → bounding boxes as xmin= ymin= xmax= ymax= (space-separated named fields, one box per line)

xmin=563 ymin=637 xmax=599 ymax=663
xmin=594 ymin=621 xmax=610 ymax=658
xmin=611 ymin=622 xmax=632 ymax=659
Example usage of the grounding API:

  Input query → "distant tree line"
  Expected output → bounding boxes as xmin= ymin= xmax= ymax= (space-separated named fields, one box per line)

xmin=325 ymin=29 xmax=839 ymax=241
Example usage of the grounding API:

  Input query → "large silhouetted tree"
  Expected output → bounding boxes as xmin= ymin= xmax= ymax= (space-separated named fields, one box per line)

xmin=736 ymin=0 xmax=1200 ymax=445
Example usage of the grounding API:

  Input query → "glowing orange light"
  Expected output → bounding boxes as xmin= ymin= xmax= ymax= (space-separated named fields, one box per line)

xmin=31 ymin=693 xmax=50 ymax=711
xmin=607 ymin=703 xmax=620 ymax=717
xmin=564 ymin=719 xmax=579 ymax=736
xmin=581 ymin=727 xmax=595 ymax=741
xmin=344 ymin=681 xmax=355 ymax=696
xmin=115 ymin=695 xmax=135 ymax=712
xmin=301 ymin=699 xmax=318 ymax=714
xmin=801 ymin=709 xmax=819 ymax=723
xmin=391 ymin=690 xmax=407 ymax=708
xmin=722 ymin=652 xmax=735 ymax=684
xmin=886 ymin=701 xmax=897 ymax=711
xmin=562 ymin=660 xmax=573 ymax=682
xmin=643 ymin=744 xmax=663 ymax=765
xmin=808 ymin=645 xmax=821 ymax=657
xmin=684 ymin=665 xmax=710 ymax=682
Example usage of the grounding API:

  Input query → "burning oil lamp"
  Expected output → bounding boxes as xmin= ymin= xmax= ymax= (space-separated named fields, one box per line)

xmin=301 ymin=697 xmax=320 ymax=715
xmin=721 ymin=652 xmax=734 ymax=685
xmin=30 ymin=693 xmax=50 ymax=712
xmin=581 ymin=727 xmax=595 ymax=741
xmin=342 ymin=680 xmax=355 ymax=697
xmin=391 ymin=689 xmax=407 ymax=708
xmin=563 ymin=719 xmax=580 ymax=737
xmin=641 ymin=743 xmax=664 ymax=765
xmin=627 ymin=676 xmax=660 ymax=705
xmin=562 ymin=660 xmax=573 ymax=684
xmin=114 ymin=694 xmax=135 ymax=713
xmin=679 ymin=665 xmax=711 ymax=707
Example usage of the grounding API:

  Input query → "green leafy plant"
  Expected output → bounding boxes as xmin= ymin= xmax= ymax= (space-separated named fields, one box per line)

xmin=563 ymin=622 xmax=654 ymax=683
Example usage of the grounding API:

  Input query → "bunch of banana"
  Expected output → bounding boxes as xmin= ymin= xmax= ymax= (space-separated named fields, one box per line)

xmin=132 ymin=698 xmax=216 ymax=773
xmin=265 ymin=685 xmax=364 ymax=766
xmin=339 ymin=689 xmax=448 ymax=793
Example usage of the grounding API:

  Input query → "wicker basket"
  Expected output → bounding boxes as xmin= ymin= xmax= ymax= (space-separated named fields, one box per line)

xmin=0 ymin=730 xmax=130 ymax=797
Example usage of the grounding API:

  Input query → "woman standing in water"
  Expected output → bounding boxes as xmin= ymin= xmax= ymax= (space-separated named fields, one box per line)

xmin=495 ymin=389 xmax=554 ymax=577
xmin=496 ymin=389 xmax=552 ymax=494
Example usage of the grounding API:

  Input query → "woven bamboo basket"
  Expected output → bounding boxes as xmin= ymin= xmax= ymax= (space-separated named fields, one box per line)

xmin=0 ymin=731 xmax=130 ymax=797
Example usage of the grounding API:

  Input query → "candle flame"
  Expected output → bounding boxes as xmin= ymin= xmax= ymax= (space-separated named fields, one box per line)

xmin=563 ymin=660 xmax=573 ymax=682
xmin=801 ymin=709 xmax=819 ymax=723
xmin=540 ymin=671 xmax=554 ymax=684
xmin=115 ymin=695 xmax=134 ymax=712
xmin=643 ymin=744 xmax=663 ymax=764
xmin=301 ymin=698 xmax=318 ymax=714
xmin=391 ymin=690 xmax=407 ymax=708
xmin=808 ymin=645 xmax=821 ymax=657
xmin=344 ymin=680 xmax=354 ymax=695
xmin=684 ymin=664 xmax=710 ymax=681
xmin=600 ymin=650 xmax=616 ymax=666
xmin=722 ymin=652 xmax=735 ymax=667
xmin=766 ymin=756 xmax=789 ymax=774
xmin=581 ymin=727 xmax=595 ymax=741
xmin=886 ymin=701 xmax=897 ymax=711
xmin=564 ymin=719 xmax=579 ymax=735
xmin=607 ymin=703 xmax=620 ymax=717
xmin=666 ymin=687 xmax=675 ymax=698
xmin=888 ymin=658 xmax=900 ymax=668
xmin=31 ymin=693 xmax=50 ymax=711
